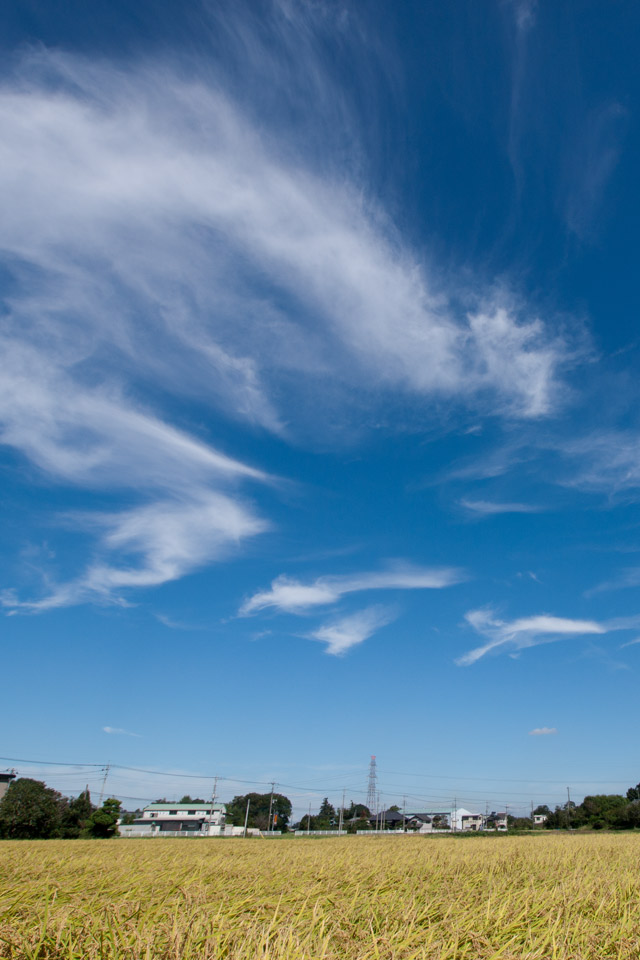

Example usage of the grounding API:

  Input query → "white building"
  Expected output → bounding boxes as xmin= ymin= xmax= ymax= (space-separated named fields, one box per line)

xmin=460 ymin=812 xmax=484 ymax=832
xmin=120 ymin=802 xmax=226 ymax=837
xmin=533 ymin=813 xmax=548 ymax=826
xmin=406 ymin=808 xmax=479 ymax=832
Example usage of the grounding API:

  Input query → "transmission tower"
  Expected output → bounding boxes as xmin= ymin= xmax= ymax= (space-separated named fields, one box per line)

xmin=366 ymin=755 xmax=378 ymax=812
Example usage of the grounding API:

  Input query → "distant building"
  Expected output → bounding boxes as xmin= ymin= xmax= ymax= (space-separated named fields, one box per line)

xmin=460 ymin=813 xmax=484 ymax=832
xmin=533 ymin=813 xmax=548 ymax=826
xmin=405 ymin=808 xmax=478 ymax=832
xmin=119 ymin=802 xmax=226 ymax=837
xmin=367 ymin=809 xmax=405 ymax=830
xmin=0 ymin=771 xmax=16 ymax=801
xmin=485 ymin=811 xmax=508 ymax=831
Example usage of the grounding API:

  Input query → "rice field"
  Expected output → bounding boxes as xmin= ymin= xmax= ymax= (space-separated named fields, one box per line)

xmin=1 ymin=834 xmax=640 ymax=959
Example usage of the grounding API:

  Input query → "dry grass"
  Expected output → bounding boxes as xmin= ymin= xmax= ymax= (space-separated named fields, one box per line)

xmin=1 ymin=834 xmax=640 ymax=958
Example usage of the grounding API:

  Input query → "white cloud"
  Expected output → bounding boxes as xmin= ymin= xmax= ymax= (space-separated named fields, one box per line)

xmin=240 ymin=562 xmax=464 ymax=615
xmin=528 ymin=727 xmax=557 ymax=736
xmin=308 ymin=605 xmax=395 ymax=656
xmin=103 ymin=726 xmax=142 ymax=738
xmin=4 ymin=492 xmax=268 ymax=612
xmin=0 ymin=51 xmax=572 ymax=432
xmin=457 ymin=608 xmax=606 ymax=665
xmin=620 ymin=638 xmax=640 ymax=650
xmin=460 ymin=499 xmax=543 ymax=515
xmin=586 ymin=568 xmax=640 ymax=597
xmin=0 ymin=37 xmax=580 ymax=611
xmin=561 ymin=431 xmax=640 ymax=497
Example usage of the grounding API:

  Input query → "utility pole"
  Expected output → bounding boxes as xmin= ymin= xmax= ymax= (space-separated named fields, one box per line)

xmin=243 ymin=797 xmax=251 ymax=838
xmin=267 ymin=782 xmax=275 ymax=833
xmin=307 ymin=802 xmax=311 ymax=836
xmin=99 ymin=764 xmax=110 ymax=805
xmin=402 ymin=795 xmax=406 ymax=833
xmin=207 ymin=776 xmax=218 ymax=836
xmin=338 ymin=788 xmax=345 ymax=834
xmin=567 ymin=787 xmax=572 ymax=830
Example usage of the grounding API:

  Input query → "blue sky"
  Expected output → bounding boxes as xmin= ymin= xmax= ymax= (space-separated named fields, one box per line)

xmin=2 ymin=0 xmax=640 ymax=817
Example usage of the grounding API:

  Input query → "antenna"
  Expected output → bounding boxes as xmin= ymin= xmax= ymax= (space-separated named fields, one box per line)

xmin=366 ymin=755 xmax=377 ymax=813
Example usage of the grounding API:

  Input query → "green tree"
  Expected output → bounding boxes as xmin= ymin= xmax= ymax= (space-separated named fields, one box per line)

xmin=508 ymin=816 xmax=533 ymax=830
xmin=298 ymin=814 xmax=317 ymax=831
xmin=616 ymin=801 xmax=640 ymax=829
xmin=87 ymin=798 xmax=121 ymax=838
xmin=344 ymin=802 xmax=370 ymax=820
xmin=119 ymin=808 xmax=142 ymax=825
xmin=60 ymin=788 xmax=94 ymax=838
xmin=315 ymin=798 xmax=336 ymax=828
xmin=626 ymin=784 xmax=640 ymax=801
xmin=179 ymin=795 xmax=206 ymax=804
xmin=0 ymin=778 xmax=63 ymax=839
xmin=579 ymin=795 xmax=627 ymax=829
xmin=224 ymin=793 xmax=292 ymax=831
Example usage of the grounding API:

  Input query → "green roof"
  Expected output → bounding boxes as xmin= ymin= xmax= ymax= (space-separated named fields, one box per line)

xmin=145 ymin=803 xmax=225 ymax=811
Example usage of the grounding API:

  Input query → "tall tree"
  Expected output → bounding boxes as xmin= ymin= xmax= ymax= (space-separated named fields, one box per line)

xmin=87 ymin=798 xmax=121 ymax=838
xmin=225 ymin=792 xmax=292 ymax=831
xmin=316 ymin=797 xmax=336 ymax=828
xmin=60 ymin=788 xmax=94 ymax=838
xmin=0 ymin=778 xmax=62 ymax=839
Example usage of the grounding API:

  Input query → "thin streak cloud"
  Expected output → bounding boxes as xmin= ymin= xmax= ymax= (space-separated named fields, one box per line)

xmin=240 ymin=563 xmax=464 ymax=615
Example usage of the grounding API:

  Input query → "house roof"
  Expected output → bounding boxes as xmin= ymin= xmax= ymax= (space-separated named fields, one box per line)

xmin=408 ymin=812 xmax=447 ymax=819
xmin=144 ymin=802 xmax=225 ymax=812
xmin=370 ymin=809 xmax=404 ymax=821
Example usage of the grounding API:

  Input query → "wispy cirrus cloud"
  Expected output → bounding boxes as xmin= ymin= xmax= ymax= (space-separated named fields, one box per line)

xmin=103 ymin=726 xmax=142 ymax=738
xmin=563 ymin=102 xmax=627 ymax=241
xmin=240 ymin=563 xmax=464 ymax=615
xmin=457 ymin=608 xmax=606 ymax=666
xmin=562 ymin=431 xmax=640 ymax=498
xmin=0 ymin=49 xmax=574 ymax=435
xmin=619 ymin=637 xmax=640 ymax=650
xmin=0 ymin=2 xmax=582 ymax=613
xmin=586 ymin=567 xmax=640 ymax=597
xmin=529 ymin=726 xmax=557 ymax=736
xmin=459 ymin=499 xmax=543 ymax=516
xmin=307 ymin=605 xmax=396 ymax=656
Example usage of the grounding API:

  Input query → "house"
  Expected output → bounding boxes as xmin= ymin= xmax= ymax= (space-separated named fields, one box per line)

xmin=533 ymin=813 xmax=548 ymax=826
xmin=0 ymin=771 xmax=16 ymax=801
xmin=367 ymin=809 xmax=406 ymax=830
xmin=485 ymin=811 xmax=508 ymax=831
xmin=460 ymin=813 xmax=484 ymax=832
xmin=120 ymin=801 xmax=226 ymax=837
xmin=405 ymin=808 xmax=478 ymax=832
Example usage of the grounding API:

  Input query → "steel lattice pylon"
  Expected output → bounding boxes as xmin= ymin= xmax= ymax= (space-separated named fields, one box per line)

xmin=366 ymin=755 xmax=377 ymax=813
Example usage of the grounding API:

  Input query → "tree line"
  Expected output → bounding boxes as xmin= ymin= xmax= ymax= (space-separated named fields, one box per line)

xmin=0 ymin=778 xmax=121 ymax=839
xmin=531 ymin=783 xmax=640 ymax=831
xmin=5 ymin=777 xmax=640 ymax=839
